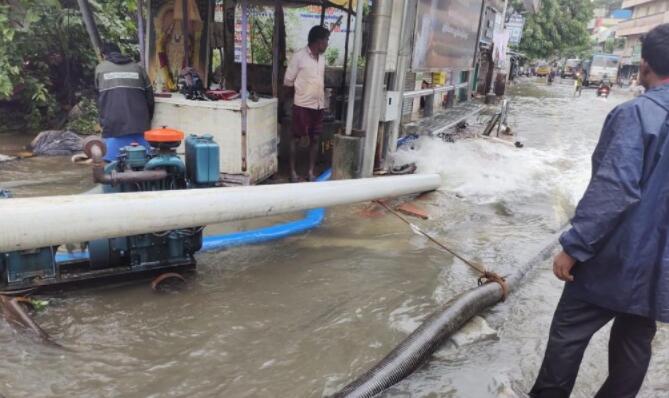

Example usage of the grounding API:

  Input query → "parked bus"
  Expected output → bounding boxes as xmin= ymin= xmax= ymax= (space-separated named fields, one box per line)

xmin=584 ymin=54 xmax=620 ymax=86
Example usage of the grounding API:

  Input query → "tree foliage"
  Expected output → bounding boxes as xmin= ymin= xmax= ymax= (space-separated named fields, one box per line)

xmin=249 ymin=6 xmax=273 ymax=65
xmin=512 ymin=0 xmax=593 ymax=61
xmin=0 ymin=0 xmax=139 ymax=132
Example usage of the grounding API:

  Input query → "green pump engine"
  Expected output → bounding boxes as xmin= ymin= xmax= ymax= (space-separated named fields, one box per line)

xmin=0 ymin=128 xmax=220 ymax=291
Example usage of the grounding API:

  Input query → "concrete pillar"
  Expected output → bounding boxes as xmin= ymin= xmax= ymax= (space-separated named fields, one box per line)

xmin=332 ymin=131 xmax=364 ymax=180
xmin=386 ymin=0 xmax=418 ymax=163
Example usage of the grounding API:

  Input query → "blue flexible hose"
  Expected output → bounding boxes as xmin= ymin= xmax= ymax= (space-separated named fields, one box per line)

xmin=55 ymin=169 xmax=332 ymax=263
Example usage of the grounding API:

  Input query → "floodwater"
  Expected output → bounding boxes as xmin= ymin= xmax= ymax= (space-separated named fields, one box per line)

xmin=0 ymin=79 xmax=667 ymax=397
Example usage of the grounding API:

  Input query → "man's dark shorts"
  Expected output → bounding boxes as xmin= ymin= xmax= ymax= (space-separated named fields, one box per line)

xmin=292 ymin=105 xmax=324 ymax=138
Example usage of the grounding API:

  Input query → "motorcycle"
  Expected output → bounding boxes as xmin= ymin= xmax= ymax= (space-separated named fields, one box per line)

xmin=597 ymin=85 xmax=610 ymax=98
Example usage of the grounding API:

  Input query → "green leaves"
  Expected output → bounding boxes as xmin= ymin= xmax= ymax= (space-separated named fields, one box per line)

xmin=516 ymin=0 xmax=594 ymax=60
xmin=0 ymin=0 xmax=140 ymax=132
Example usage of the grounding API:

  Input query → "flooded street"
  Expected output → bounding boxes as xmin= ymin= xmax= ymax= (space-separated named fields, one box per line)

xmin=0 ymin=79 xmax=667 ymax=397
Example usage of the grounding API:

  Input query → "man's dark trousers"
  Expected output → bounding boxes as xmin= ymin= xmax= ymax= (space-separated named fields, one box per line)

xmin=530 ymin=289 xmax=657 ymax=398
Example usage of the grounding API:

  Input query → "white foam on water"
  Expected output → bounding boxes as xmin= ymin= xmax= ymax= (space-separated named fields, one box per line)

xmin=392 ymin=136 xmax=590 ymax=207
xmin=388 ymin=298 xmax=432 ymax=334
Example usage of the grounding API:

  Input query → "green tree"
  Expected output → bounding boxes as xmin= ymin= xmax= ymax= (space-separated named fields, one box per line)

xmin=325 ymin=47 xmax=339 ymax=66
xmin=249 ymin=6 xmax=273 ymax=65
xmin=511 ymin=0 xmax=593 ymax=60
xmin=0 ymin=0 xmax=139 ymax=132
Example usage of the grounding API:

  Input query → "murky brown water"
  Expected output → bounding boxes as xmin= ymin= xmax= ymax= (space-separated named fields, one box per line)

xmin=0 ymin=132 xmax=93 ymax=197
xmin=0 ymin=79 xmax=666 ymax=397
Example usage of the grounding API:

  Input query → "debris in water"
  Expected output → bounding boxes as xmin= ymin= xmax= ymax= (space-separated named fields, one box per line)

xmin=151 ymin=272 xmax=186 ymax=292
xmin=397 ymin=202 xmax=430 ymax=220
xmin=29 ymin=298 xmax=50 ymax=312
xmin=0 ymin=295 xmax=60 ymax=346
xmin=450 ymin=316 xmax=498 ymax=347
xmin=30 ymin=130 xmax=83 ymax=156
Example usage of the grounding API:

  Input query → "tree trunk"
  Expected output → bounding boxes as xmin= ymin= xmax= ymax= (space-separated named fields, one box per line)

xmin=76 ymin=0 xmax=102 ymax=60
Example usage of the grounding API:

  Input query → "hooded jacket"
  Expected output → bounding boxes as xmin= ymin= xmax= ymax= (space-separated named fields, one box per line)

xmin=95 ymin=52 xmax=154 ymax=138
xmin=561 ymin=83 xmax=669 ymax=322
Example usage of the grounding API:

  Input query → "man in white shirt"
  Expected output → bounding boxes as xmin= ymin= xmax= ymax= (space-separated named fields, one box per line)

xmin=284 ymin=26 xmax=330 ymax=182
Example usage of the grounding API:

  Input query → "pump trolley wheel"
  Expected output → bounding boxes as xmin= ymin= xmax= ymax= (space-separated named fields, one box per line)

xmin=150 ymin=272 xmax=186 ymax=292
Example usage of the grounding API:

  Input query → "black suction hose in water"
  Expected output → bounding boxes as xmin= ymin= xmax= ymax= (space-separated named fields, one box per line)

xmin=331 ymin=230 xmax=565 ymax=398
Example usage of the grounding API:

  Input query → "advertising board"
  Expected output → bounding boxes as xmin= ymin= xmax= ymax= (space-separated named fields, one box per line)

xmin=412 ymin=0 xmax=483 ymax=70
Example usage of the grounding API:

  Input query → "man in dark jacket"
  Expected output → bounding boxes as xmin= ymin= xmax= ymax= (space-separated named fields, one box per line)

xmin=531 ymin=23 xmax=669 ymax=398
xmin=95 ymin=42 xmax=154 ymax=161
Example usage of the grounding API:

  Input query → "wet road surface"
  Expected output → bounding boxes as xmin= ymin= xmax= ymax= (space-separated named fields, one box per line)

xmin=0 ymin=79 xmax=666 ymax=397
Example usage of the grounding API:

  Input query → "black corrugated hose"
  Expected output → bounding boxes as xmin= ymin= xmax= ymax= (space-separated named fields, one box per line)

xmin=331 ymin=230 xmax=564 ymax=398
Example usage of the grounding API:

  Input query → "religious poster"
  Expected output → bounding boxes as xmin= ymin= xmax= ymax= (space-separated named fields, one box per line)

xmin=147 ymin=0 xmax=210 ymax=91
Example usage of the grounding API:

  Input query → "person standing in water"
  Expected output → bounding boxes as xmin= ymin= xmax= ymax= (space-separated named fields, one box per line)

xmin=283 ymin=26 xmax=330 ymax=182
xmin=531 ymin=23 xmax=669 ymax=398
xmin=95 ymin=42 xmax=154 ymax=161
xmin=573 ymin=73 xmax=583 ymax=97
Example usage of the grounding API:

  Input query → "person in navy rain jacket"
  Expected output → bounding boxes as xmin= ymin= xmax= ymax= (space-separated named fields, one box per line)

xmin=531 ymin=23 xmax=669 ymax=398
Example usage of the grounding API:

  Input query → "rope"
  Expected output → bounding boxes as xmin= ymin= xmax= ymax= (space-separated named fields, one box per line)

xmin=374 ymin=200 xmax=509 ymax=301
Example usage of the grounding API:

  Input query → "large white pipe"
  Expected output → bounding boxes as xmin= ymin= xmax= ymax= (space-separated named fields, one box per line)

xmin=0 ymin=174 xmax=441 ymax=252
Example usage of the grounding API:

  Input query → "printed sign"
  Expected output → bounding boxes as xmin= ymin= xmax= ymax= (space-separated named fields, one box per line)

xmin=507 ymin=13 xmax=524 ymax=46
xmin=412 ymin=0 xmax=483 ymax=70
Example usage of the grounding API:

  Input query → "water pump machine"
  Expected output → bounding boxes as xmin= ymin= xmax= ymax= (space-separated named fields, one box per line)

xmin=0 ymin=128 xmax=220 ymax=291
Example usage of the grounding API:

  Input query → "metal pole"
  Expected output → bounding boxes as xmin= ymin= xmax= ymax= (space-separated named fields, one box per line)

xmin=487 ymin=0 xmax=508 ymax=97
xmin=341 ymin=0 xmax=353 ymax=95
xmin=473 ymin=0 xmax=485 ymax=69
xmin=320 ymin=0 xmax=326 ymax=25
xmin=360 ymin=0 xmax=393 ymax=177
xmin=76 ymin=0 xmax=102 ymax=60
xmin=386 ymin=0 xmax=417 ymax=158
xmin=137 ymin=0 xmax=146 ymax=67
xmin=272 ymin=0 xmax=280 ymax=98
xmin=344 ymin=0 xmax=365 ymax=137
xmin=337 ymin=0 xmax=353 ymax=117
xmin=182 ymin=0 xmax=190 ymax=67
xmin=0 ymin=174 xmax=442 ymax=252
xmin=241 ymin=0 xmax=249 ymax=172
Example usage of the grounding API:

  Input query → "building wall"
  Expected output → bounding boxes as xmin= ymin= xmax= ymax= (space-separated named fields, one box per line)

xmin=617 ymin=0 xmax=669 ymax=37
xmin=615 ymin=0 xmax=668 ymax=64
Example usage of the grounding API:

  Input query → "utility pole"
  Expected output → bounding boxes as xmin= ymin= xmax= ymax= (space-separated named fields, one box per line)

xmin=386 ymin=0 xmax=418 ymax=163
xmin=360 ymin=0 xmax=393 ymax=177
